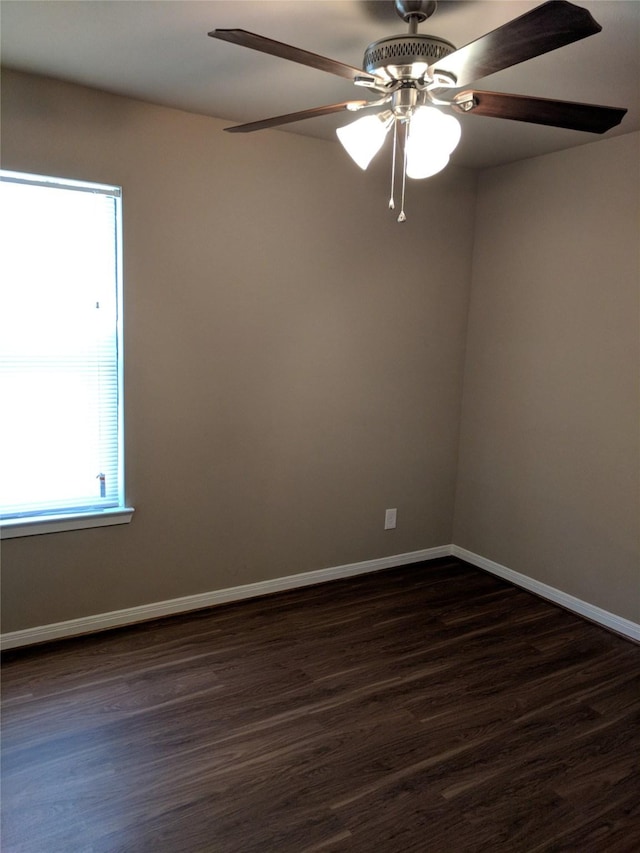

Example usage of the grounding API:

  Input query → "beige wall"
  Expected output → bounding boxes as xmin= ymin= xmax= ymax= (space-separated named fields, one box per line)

xmin=1 ymin=70 xmax=477 ymax=632
xmin=454 ymin=132 xmax=640 ymax=622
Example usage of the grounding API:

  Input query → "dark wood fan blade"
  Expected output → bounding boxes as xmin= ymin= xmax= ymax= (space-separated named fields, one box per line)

xmin=210 ymin=29 xmax=378 ymax=84
xmin=223 ymin=101 xmax=369 ymax=133
xmin=429 ymin=1 xmax=602 ymax=87
xmin=453 ymin=90 xmax=627 ymax=133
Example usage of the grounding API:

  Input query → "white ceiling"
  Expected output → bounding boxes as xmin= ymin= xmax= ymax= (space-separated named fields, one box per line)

xmin=1 ymin=0 xmax=638 ymax=169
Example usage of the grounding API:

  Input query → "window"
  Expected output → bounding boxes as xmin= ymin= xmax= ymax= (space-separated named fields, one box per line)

xmin=0 ymin=170 xmax=133 ymax=537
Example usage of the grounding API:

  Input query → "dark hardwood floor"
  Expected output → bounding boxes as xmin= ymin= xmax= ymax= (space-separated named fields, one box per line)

xmin=2 ymin=558 xmax=639 ymax=852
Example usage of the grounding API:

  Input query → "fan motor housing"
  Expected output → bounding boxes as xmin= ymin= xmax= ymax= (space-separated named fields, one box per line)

xmin=363 ymin=34 xmax=456 ymax=81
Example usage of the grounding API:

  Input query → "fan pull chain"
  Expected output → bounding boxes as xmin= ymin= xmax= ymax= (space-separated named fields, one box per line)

xmin=388 ymin=120 xmax=397 ymax=211
xmin=397 ymin=121 xmax=408 ymax=223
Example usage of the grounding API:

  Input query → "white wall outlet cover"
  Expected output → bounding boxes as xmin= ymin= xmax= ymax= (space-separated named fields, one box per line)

xmin=384 ymin=508 xmax=397 ymax=530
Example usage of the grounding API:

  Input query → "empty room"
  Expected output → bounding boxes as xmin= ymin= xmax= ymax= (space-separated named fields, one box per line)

xmin=1 ymin=1 xmax=638 ymax=851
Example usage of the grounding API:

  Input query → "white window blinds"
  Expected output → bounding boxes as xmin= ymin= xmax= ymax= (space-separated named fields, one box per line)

xmin=0 ymin=171 xmax=125 ymax=521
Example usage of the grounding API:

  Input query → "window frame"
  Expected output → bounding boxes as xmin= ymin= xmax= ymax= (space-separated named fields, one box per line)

xmin=0 ymin=169 xmax=134 ymax=539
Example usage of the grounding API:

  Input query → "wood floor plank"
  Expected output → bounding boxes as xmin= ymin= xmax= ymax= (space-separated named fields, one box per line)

xmin=2 ymin=558 xmax=639 ymax=852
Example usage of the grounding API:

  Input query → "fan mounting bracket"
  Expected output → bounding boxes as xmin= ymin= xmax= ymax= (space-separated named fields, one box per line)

xmin=394 ymin=1 xmax=438 ymax=25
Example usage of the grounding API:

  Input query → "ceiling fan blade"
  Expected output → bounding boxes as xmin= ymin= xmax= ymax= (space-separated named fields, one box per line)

xmin=429 ymin=1 xmax=602 ymax=87
xmin=223 ymin=101 xmax=370 ymax=133
xmin=210 ymin=29 xmax=378 ymax=85
xmin=453 ymin=90 xmax=627 ymax=134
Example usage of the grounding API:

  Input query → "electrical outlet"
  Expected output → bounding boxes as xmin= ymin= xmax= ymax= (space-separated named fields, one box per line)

xmin=384 ymin=508 xmax=397 ymax=530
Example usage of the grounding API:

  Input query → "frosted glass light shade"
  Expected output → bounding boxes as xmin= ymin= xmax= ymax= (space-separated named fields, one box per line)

xmin=405 ymin=106 xmax=461 ymax=180
xmin=410 ymin=106 xmax=461 ymax=154
xmin=336 ymin=114 xmax=392 ymax=170
xmin=405 ymin=148 xmax=450 ymax=179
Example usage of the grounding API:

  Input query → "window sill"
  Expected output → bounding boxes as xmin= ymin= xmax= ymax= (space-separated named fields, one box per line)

xmin=0 ymin=507 xmax=135 ymax=539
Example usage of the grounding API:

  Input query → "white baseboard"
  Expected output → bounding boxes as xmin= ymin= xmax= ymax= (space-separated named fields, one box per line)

xmin=3 ymin=544 xmax=637 ymax=649
xmin=451 ymin=545 xmax=640 ymax=643
xmin=0 ymin=546 xmax=451 ymax=650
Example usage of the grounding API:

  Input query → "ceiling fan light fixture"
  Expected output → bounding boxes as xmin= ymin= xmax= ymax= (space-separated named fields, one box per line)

xmin=336 ymin=111 xmax=393 ymax=170
xmin=213 ymin=2 xmax=627 ymax=221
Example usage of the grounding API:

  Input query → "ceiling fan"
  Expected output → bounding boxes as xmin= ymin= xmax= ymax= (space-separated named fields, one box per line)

xmin=209 ymin=0 xmax=627 ymax=221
